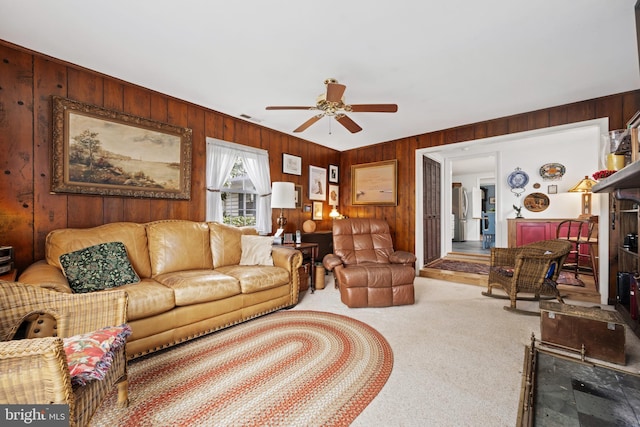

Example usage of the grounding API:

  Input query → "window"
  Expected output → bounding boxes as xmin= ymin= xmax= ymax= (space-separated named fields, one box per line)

xmin=206 ymin=138 xmax=272 ymax=234
xmin=221 ymin=157 xmax=257 ymax=226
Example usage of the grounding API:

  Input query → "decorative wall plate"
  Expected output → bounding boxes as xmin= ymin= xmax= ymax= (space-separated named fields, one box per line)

xmin=539 ymin=163 xmax=565 ymax=180
xmin=523 ymin=192 xmax=550 ymax=212
xmin=507 ymin=167 xmax=529 ymax=190
xmin=508 ymin=168 xmax=529 ymax=197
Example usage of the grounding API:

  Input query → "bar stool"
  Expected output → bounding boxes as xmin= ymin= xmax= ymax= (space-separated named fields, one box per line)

xmin=555 ymin=218 xmax=598 ymax=289
xmin=481 ymin=211 xmax=495 ymax=249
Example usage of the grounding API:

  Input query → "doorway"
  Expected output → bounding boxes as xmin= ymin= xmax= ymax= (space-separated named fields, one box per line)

xmin=413 ymin=118 xmax=610 ymax=305
xmin=451 ymin=156 xmax=496 ymax=256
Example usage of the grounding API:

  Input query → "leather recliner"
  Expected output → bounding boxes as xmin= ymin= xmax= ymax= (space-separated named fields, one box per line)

xmin=323 ymin=218 xmax=416 ymax=308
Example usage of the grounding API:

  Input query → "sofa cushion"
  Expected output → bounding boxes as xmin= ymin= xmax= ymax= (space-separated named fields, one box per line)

xmin=46 ymin=222 xmax=151 ymax=278
xmin=118 ymin=279 xmax=176 ymax=321
xmin=59 ymin=242 xmax=140 ymax=293
xmin=154 ymin=270 xmax=242 ymax=306
xmin=209 ymin=222 xmax=258 ymax=268
xmin=239 ymin=235 xmax=274 ymax=266
xmin=146 ymin=220 xmax=213 ymax=276
xmin=216 ymin=265 xmax=290 ymax=294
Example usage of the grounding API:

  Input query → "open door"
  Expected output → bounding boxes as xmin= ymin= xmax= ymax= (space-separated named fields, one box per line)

xmin=423 ymin=155 xmax=441 ymax=265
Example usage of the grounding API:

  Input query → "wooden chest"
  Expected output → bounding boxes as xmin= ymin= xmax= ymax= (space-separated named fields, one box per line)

xmin=540 ymin=301 xmax=626 ymax=365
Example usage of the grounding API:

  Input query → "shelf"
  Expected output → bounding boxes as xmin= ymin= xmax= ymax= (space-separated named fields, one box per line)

xmin=592 ymin=161 xmax=640 ymax=193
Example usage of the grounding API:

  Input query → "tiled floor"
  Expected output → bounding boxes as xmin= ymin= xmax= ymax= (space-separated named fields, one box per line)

xmin=534 ymin=351 xmax=640 ymax=426
xmin=452 ymin=240 xmax=490 ymax=255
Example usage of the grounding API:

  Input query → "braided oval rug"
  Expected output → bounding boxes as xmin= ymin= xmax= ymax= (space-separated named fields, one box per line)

xmin=91 ymin=310 xmax=393 ymax=427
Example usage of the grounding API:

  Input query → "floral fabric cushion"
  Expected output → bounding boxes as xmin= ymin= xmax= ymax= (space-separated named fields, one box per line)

xmin=63 ymin=324 xmax=132 ymax=386
xmin=59 ymin=242 xmax=140 ymax=293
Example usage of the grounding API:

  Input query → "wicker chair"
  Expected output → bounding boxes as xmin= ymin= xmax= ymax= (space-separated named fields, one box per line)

xmin=482 ymin=240 xmax=573 ymax=315
xmin=0 ymin=282 xmax=129 ymax=427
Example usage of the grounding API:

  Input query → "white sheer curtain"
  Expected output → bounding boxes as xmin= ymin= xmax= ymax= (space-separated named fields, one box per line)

xmin=240 ymin=150 xmax=272 ymax=235
xmin=205 ymin=138 xmax=272 ymax=234
xmin=205 ymin=142 xmax=237 ymax=223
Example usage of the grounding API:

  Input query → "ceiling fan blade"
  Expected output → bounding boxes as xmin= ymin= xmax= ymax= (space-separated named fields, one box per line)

xmin=348 ymin=104 xmax=398 ymax=113
xmin=326 ymin=83 xmax=346 ymax=103
xmin=293 ymin=115 xmax=322 ymax=132
xmin=335 ymin=114 xmax=362 ymax=133
xmin=266 ymin=106 xmax=315 ymax=110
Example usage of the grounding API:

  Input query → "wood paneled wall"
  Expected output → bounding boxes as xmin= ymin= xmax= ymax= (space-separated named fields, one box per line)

xmin=338 ymin=90 xmax=640 ymax=255
xmin=3 ymin=40 xmax=640 ymax=273
xmin=0 ymin=41 xmax=339 ymax=272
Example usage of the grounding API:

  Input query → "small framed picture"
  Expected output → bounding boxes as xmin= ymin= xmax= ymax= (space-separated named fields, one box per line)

xmin=282 ymin=153 xmax=302 ymax=175
xmin=303 ymin=204 xmax=312 ymax=213
xmin=294 ymin=185 xmax=302 ymax=208
xmin=309 ymin=165 xmax=327 ymax=201
xmin=329 ymin=184 xmax=339 ymax=206
xmin=312 ymin=201 xmax=323 ymax=220
xmin=547 ymin=184 xmax=557 ymax=194
xmin=329 ymin=164 xmax=339 ymax=183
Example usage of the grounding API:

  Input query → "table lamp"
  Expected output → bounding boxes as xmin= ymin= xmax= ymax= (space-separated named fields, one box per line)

xmin=271 ymin=182 xmax=296 ymax=229
xmin=569 ymin=175 xmax=597 ymax=218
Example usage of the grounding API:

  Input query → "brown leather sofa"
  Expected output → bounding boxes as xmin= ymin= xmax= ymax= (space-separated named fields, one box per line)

xmin=323 ymin=218 xmax=416 ymax=308
xmin=18 ymin=220 xmax=302 ymax=359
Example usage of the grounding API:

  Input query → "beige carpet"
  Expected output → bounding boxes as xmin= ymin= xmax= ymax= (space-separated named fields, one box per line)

xmin=294 ymin=275 xmax=640 ymax=426
xmin=91 ymin=310 xmax=392 ymax=426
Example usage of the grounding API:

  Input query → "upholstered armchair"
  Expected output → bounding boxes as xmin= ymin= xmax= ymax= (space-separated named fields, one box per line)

xmin=482 ymin=239 xmax=572 ymax=314
xmin=0 ymin=281 xmax=129 ymax=427
xmin=323 ymin=218 xmax=416 ymax=308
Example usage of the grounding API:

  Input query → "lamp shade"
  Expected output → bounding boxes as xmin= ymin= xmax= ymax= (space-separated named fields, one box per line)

xmin=271 ymin=182 xmax=296 ymax=209
xmin=568 ymin=176 xmax=597 ymax=193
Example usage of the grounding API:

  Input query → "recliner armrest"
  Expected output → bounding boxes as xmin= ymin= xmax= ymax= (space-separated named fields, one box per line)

xmin=389 ymin=251 xmax=416 ymax=264
xmin=322 ymin=254 xmax=343 ymax=271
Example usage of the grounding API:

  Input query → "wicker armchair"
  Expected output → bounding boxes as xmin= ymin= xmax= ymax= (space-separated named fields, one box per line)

xmin=0 ymin=282 xmax=129 ymax=427
xmin=482 ymin=240 xmax=573 ymax=314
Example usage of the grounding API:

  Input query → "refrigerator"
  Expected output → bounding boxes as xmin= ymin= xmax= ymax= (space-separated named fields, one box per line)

xmin=452 ymin=184 xmax=467 ymax=242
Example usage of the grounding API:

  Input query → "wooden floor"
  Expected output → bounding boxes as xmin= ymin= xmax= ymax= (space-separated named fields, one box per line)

xmin=420 ymin=252 xmax=600 ymax=304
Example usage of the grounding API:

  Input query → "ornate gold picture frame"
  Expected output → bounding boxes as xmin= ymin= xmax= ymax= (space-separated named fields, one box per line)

xmin=52 ymin=96 xmax=193 ymax=199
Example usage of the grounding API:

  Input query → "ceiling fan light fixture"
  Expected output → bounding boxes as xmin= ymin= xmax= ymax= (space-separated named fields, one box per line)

xmin=266 ymin=78 xmax=397 ymax=134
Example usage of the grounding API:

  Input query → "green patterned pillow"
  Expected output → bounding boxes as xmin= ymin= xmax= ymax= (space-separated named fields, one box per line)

xmin=59 ymin=242 xmax=140 ymax=293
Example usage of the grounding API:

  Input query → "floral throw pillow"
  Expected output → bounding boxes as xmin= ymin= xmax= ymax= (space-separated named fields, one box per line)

xmin=63 ymin=324 xmax=132 ymax=386
xmin=59 ymin=241 xmax=140 ymax=293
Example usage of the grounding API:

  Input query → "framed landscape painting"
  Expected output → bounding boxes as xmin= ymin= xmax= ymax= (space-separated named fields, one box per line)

xmin=351 ymin=159 xmax=398 ymax=206
xmin=51 ymin=96 xmax=193 ymax=199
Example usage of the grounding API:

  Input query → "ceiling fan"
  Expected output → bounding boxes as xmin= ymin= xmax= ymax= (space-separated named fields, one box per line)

xmin=265 ymin=78 xmax=398 ymax=134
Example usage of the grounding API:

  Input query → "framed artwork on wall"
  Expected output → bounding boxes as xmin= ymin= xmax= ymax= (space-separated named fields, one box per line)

xmin=309 ymin=165 xmax=327 ymax=201
xmin=282 ymin=153 xmax=302 ymax=175
xmin=329 ymin=164 xmax=339 ymax=183
xmin=351 ymin=159 xmax=398 ymax=206
xmin=51 ymin=96 xmax=193 ymax=199
xmin=547 ymin=185 xmax=558 ymax=194
xmin=329 ymin=184 xmax=339 ymax=206
xmin=312 ymin=201 xmax=323 ymax=220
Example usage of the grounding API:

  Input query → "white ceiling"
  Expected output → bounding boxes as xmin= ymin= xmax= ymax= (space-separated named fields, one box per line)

xmin=1 ymin=1 xmax=639 ymax=152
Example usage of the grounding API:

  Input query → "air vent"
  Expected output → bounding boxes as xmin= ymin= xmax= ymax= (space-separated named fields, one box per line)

xmin=239 ymin=113 xmax=261 ymax=123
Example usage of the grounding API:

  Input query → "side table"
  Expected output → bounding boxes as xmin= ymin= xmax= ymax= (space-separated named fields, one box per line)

xmin=283 ymin=242 xmax=319 ymax=293
xmin=0 ymin=269 xmax=18 ymax=282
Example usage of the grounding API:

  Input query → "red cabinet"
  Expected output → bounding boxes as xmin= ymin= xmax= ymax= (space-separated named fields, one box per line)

xmin=508 ymin=219 xmax=564 ymax=247
xmin=508 ymin=218 xmax=595 ymax=268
